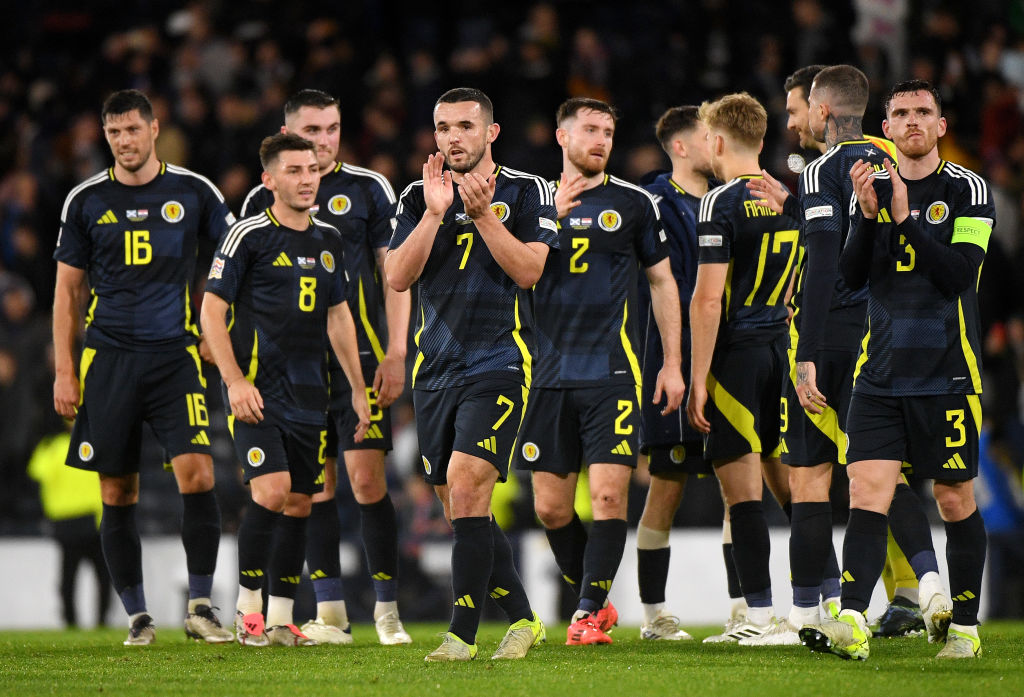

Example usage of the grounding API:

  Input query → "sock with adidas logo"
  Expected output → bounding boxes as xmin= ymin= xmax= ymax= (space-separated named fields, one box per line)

xmin=306 ymin=500 xmax=346 ymax=612
xmin=579 ymin=518 xmax=627 ymax=614
xmin=487 ymin=518 xmax=532 ymax=624
xmin=944 ymin=508 xmax=986 ymax=625
xmin=269 ymin=514 xmax=308 ymax=611
xmin=839 ymin=508 xmax=888 ymax=613
xmin=449 ymin=517 xmax=493 ymax=644
xmin=888 ymin=482 xmax=939 ymax=579
xmin=181 ymin=491 xmax=221 ymax=603
xmin=544 ymin=514 xmax=588 ymax=596
xmin=359 ymin=495 xmax=399 ymax=603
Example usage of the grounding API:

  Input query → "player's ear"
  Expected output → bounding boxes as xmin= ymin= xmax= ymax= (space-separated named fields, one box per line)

xmin=937 ymin=116 xmax=947 ymax=138
xmin=673 ymin=138 xmax=686 ymax=159
xmin=261 ymin=169 xmax=273 ymax=190
xmin=280 ymin=125 xmax=288 ymax=135
xmin=487 ymin=121 xmax=500 ymax=143
xmin=150 ymin=117 xmax=160 ymax=141
xmin=881 ymin=119 xmax=891 ymax=139
xmin=555 ymin=127 xmax=567 ymax=148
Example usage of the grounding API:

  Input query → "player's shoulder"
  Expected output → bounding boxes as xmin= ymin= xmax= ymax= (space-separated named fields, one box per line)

xmin=241 ymin=182 xmax=272 ymax=215
xmin=163 ymin=163 xmax=226 ymax=202
xmin=938 ymin=160 xmax=991 ymax=206
xmin=61 ymin=169 xmax=112 ymax=219
xmin=607 ymin=173 xmax=660 ymax=209
xmin=220 ymin=211 xmax=273 ymax=255
xmin=497 ymin=165 xmax=553 ymax=202
xmin=698 ymin=178 xmax=744 ymax=221
xmin=339 ymin=162 xmax=397 ymax=201
xmin=800 ymin=145 xmax=844 ymax=193
xmin=311 ymin=215 xmax=344 ymax=241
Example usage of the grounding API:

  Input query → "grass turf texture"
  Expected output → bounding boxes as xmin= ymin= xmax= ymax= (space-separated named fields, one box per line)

xmin=3 ymin=621 xmax=1023 ymax=697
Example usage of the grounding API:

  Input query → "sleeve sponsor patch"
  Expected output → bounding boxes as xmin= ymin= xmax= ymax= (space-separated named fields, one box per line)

xmin=698 ymin=234 xmax=723 ymax=247
xmin=208 ymin=256 xmax=225 ymax=279
xmin=950 ymin=216 xmax=992 ymax=252
xmin=804 ymin=205 xmax=834 ymax=220
xmin=539 ymin=217 xmax=557 ymax=231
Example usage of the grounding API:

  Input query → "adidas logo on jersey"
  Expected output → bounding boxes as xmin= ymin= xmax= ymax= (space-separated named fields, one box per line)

xmin=942 ymin=453 xmax=968 ymax=470
xmin=611 ymin=440 xmax=632 ymax=456
xmin=477 ymin=436 xmax=497 ymax=454
xmin=96 ymin=210 xmax=119 ymax=224
xmin=273 ymin=252 xmax=292 ymax=266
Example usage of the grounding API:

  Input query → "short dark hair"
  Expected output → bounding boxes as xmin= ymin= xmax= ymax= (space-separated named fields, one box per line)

xmin=101 ymin=89 xmax=154 ymax=123
xmin=435 ymin=88 xmax=494 ymax=124
xmin=259 ymin=133 xmax=315 ymax=170
xmin=783 ymin=64 xmax=828 ymax=103
xmin=284 ymin=89 xmax=340 ymax=120
xmin=556 ymin=97 xmax=618 ymax=127
xmin=884 ymin=79 xmax=942 ymax=116
xmin=655 ymin=106 xmax=701 ymax=153
xmin=810 ymin=64 xmax=869 ymax=115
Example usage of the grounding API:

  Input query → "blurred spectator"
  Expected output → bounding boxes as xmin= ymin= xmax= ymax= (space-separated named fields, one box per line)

xmin=27 ymin=423 xmax=113 ymax=628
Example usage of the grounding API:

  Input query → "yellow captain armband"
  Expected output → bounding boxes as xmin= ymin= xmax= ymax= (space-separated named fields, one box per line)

xmin=950 ymin=217 xmax=992 ymax=252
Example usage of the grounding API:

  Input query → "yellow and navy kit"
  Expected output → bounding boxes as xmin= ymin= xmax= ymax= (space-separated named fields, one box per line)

xmin=242 ymin=162 xmax=396 ymax=377
xmin=842 ymin=161 xmax=995 ymax=397
xmin=54 ymin=162 xmax=234 ymax=350
xmin=205 ymin=210 xmax=347 ymax=424
xmin=697 ymin=175 xmax=795 ymax=344
xmin=390 ymin=165 xmax=558 ymax=390
xmin=792 ymin=138 xmax=896 ymax=360
xmin=531 ymin=174 xmax=667 ymax=389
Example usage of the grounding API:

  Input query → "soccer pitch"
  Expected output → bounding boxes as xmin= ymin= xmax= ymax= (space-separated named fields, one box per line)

xmin=3 ymin=622 xmax=1023 ymax=697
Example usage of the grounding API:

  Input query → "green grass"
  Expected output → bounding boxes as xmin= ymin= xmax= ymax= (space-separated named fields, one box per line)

xmin=2 ymin=622 xmax=1024 ymax=697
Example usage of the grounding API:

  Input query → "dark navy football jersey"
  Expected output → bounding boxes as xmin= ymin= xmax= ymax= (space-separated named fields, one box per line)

xmin=697 ymin=176 xmax=796 ymax=344
xmin=390 ymin=165 xmax=558 ymax=390
xmin=792 ymin=138 xmax=897 ymax=358
xmin=853 ymin=161 xmax=995 ymax=397
xmin=205 ymin=209 xmax=347 ymax=424
xmin=640 ymin=174 xmax=703 ymax=313
xmin=532 ymin=174 xmax=668 ymax=389
xmin=55 ymin=163 xmax=234 ymax=350
xmin=241 ymin=162 xmax=396 ymax=370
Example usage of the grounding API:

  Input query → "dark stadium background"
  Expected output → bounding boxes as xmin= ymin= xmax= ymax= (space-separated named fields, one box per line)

xmin=2 ymin=1 xmax=1023 ymax=621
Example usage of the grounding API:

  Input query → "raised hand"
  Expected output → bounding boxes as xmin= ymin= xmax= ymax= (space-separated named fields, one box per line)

xmin=849 ymin=159 xmax=879 ymax=219
xmin=745 ymin=169 xmax=789 ymax=214
xmin=554 ymin=172 xmax=586 ymax=219
xmin=458 ymin=172 xmax=496 ymax=220
xmin=423 ymin=152 xmax=454 ymax=216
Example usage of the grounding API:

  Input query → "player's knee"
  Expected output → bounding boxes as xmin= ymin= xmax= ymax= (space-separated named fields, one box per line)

xmin=448 ymin=483 xmax=488 ymax=519
xmin=932 ymin=484 xmax=974 ymax=522
xmin=591 ymin=490 xmax=626 ymax=518
xmin=172 ymin=455 xmax=214 ymax=493
xmin=533 ymin=498 xmax=573 ymax=529
xmin=848 ymin=473 xmax=888 ymax=512
xmin=251 ymin=487 xmax=287 ymax=513
xmin=349 ymin=468 xmax=386 ymax=503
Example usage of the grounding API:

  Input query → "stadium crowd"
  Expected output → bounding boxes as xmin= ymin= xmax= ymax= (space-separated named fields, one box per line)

xmin=2 ymin=0 xmax=1024 ymax=628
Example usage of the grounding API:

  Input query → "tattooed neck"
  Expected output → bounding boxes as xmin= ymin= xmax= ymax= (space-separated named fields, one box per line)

xmin=824 ymin=115 xmax=864 ymax=148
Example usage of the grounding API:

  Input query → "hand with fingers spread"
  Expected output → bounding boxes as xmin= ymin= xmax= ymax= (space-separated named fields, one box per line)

xmin=228 ymin=377 xmax=264 ymax=424
xmin=423 ymin=152 xmax=454 ymax=216
xmin=458 ymin=172 xmax=496 ymax=219
xmin=745 ymin=169 xmax=789 ymax=214
xmin=554 ymin=171 xmax=586 ymax=219
xmin=796 ymin=360 xmax=826 ymax=415
xmin=849 ymin=159 xmax=880 ymax=219
xmin=882 ymin=159 xmax=908 ymax=223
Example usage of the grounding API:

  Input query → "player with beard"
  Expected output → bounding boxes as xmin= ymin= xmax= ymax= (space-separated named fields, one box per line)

xmin=241 ymin=90 xmax=411 ymax=646
xmin=386 ymin=88 xmax=557 ymax=661
xmin=631 ymin=106 xmax=714 ymax=641
xmin=749 ymin=66 xmax=942 ymax=645
xmin=803 ymin=80 xmax=993 ymax=661
xmin=515 ymin=97 xmax=684 ymax=646
xmin=54 ymin=89 xmax=235 ymax=646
